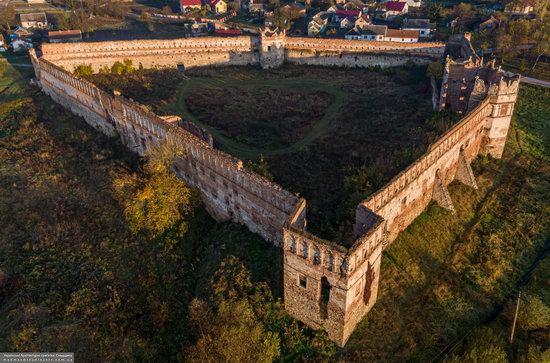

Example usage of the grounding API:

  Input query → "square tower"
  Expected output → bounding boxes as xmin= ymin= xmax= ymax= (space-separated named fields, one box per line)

xmin=283 ymin=222 xmax=385 ymax=346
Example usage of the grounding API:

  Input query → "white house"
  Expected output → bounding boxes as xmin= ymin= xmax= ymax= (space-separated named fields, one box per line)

xmin=345 ymin=24 xmax=387 ymax=41
xmin=384 ymin=29 xmax=419 ymax=42
xmin=402 ymin=18 xmax=435 ymax=38
xmin=19 ymin=13 xmax=48 ymax=29
xmin=385 ymin=1 xmax=408 ymax=18
xmin=404 ymin=0 xmax=422 ymax=7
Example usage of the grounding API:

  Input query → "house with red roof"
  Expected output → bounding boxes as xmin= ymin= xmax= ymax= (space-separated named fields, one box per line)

xmin=207 ymin=0 xmax=227 ymax=14
xmin=385 ymin=1 xmax=408 ymax=18
xmin=180 ymin=0 xmax=202 ymax=13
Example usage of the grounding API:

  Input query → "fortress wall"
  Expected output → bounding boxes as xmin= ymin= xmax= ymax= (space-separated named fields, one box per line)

xmin=41 ymin=36 xmax=260 ymax=72
xmin=283 ymin=199 xmax=386 ymax=346
xmin=285 ymin=38 xmax=445 ymax=56
xmin=285 ymin=38 xmax=444 ymax=68
xmin=285 ymin=49 xmax=434 ymax=67
xmin=358 ymin=98 xmax=492 ymax=243
xmin=33 ymin=52 xmax=299 ymax=244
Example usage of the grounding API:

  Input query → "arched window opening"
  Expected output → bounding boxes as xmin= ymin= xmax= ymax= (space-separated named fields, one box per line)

xmin=313 ymin=247 xmax=321 ymax=265
xmin=302 ymin=243 xmax=309 ymax=259
xmin=319 ymin=276 xmax=331 ymax=319
xmin=328 ymin=254 xmax=334 ymax=271
xmin=289 ymin=237 xmax=296 ymax=253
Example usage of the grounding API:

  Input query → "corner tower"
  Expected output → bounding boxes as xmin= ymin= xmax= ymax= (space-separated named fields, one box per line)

xmin=259 ymin=28 xmax=286 ymax=69
xmin=439 ymin=34 xmax=520 ymax=158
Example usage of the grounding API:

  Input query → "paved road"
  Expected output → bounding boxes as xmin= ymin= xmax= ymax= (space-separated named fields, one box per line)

xmin=521 ymin=76 xmax=550 ymax=88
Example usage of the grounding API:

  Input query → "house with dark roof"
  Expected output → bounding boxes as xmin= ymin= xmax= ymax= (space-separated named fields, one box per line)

xmin=281 ymin=2 xmax=306 ymax=19
xmin=180 ymin=0 xmax=202 ymax=13
xmin=19 ymin=12 xmax=48 ymax=29
xmin=402 ymin=18 xmax=435 ymax=38
xmin=48 ymin=30 xmax=82 ymax=43
xmin=345 ymin=24 xmax=387 ymax=40
xmin=308 ymin=11 xmax=332 ymax=36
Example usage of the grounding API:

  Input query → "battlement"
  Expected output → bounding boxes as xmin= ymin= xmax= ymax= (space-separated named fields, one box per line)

xmin=29 ymin=33 xmax=519 ymax=347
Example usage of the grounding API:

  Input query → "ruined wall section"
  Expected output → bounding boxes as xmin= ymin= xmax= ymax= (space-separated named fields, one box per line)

xmin=32 ymin=50 xmax=299 ymax=244
xmin=283 ymin=199 xmax=386 ymax=346
xmin=41 ymin=36 xmax=260 ymax=72
xmin=285 ymin=38 xmax=444 ymax=67
xmin=356 ymin=98 xmax=492 ymax=244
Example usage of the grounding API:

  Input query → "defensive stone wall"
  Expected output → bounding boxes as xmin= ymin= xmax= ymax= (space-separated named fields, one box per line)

xmin=29 ymin=33 xmax=519 ymax=347
xmin=31 ymin=49 xmax=299 ymax=244
xmin=41 ymin=36 xmax=261 ymax=72
xmin=39 ymin=33 xmax=445 ymax=72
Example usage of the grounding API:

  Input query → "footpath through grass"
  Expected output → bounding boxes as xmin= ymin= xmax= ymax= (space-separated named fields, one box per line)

xmin=166 ymin=76 xmax=346 ymax=160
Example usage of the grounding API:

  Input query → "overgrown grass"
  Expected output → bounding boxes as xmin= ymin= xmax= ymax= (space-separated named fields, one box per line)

xmin=342 ymin=84 xmax=550 ymax=361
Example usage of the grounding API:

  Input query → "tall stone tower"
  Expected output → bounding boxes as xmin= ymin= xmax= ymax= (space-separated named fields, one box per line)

xmin=283 ymin=204 xmax=386 ymax=347
xmin=259 ymin=28 xmax=286 ymax=69
xmin=439 ymin=33 xmax=520 ymax=158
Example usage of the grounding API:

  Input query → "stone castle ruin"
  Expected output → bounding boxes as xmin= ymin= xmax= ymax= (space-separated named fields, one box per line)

xmin=29 ymin=31 xmax=519 ymax=347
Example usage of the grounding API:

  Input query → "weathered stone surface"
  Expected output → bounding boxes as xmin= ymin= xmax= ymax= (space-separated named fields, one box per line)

xmin=432 ymin=171 xmax=456 ymax=213
xmin=455 ymin=149 xmax=478 ymax=189
xmin=28 ymin=32 xmax=519 ymax=347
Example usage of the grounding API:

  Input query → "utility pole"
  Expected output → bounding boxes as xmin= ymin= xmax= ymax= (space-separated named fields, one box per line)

xmin=510 ymin=291 xmax=521 ymax=344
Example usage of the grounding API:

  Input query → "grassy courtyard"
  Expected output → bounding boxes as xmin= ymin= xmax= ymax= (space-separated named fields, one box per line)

xmin=87 ymin=64 xmax=444 ymax=241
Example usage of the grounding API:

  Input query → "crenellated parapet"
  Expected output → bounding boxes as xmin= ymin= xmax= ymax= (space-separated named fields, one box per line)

xmin=29 ymin=33 xmax=518 ymax=347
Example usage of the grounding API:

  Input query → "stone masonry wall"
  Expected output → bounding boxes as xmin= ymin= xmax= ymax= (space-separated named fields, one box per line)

xmin=31 ymin=50 xmax=298 ymax=244
xmin=356 ymin=97 xmax=492 ymax=243
xmin=41 ymin=36 xmax=261 ymax=72
xmin=30 ymin=33 xmax=518 ymax=348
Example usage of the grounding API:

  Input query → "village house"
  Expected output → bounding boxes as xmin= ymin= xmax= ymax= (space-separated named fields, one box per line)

xmin=404 ymin=0 xmax=422 ymax=7
xmin=185 ymin=21 xmax=210 ymax=36
xmin=384 ymin=28 xmax=419 ymax=42
xmin=281 ymin=2 xmax=306 ymax=19
xmin=478 ymin=16 xmax=499 ymax=32
xmin=248 ymin=0 xmax=265 ymax=12
xmin=11 ymin=37 xmax=33 ymax=52
xmin=19 ymin=12 xmax=48 ymax=29
xmin=345 ymin=24 xmax=387 ymax=40
xmin=340 ymin=16 xmax=357 ymax=29
xmin=11 ymin=26 xmax=31 ymax=40
xmin=180 ymin=0 xmax=202 ymax=13
xmin=355 ymin=12 xmax=371 ymax=29
xmin=308 ymin=11 xmax=332 ymax=36
xmin=384 ymin=1 xmax=408 ymax=19
xmin=506 ymin=0 xmax=534 ymax=14
xmin=402 ymin=18 xmax=435 ymax=38
xmin=48 ymin=30 xmax=82 ymax=43
xmin=207 ymin=0 xmax=228 ymax=14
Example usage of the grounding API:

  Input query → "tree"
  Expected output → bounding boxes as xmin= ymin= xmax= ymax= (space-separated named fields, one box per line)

xmin=124 ymin=142 xmax=195 ymax=238
xmin=0 ymin=5 xmax=16 ymax=32
xmin=529 ymin=0 xmax=550 ymax=73
xmin=446 ymin=328 xmax=508 ymax=363
xmin=426 ymin=62 xmax=443 ymax=80
xmin=74 ymin=65 xmax=94 ymax=77
xmin=507 ymin=294 xmax=550 ymax=330
xmin=246 ymin=155 xmax=273 ymax=181
xmin=186 ymin=298 xmax=281 ymax=363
